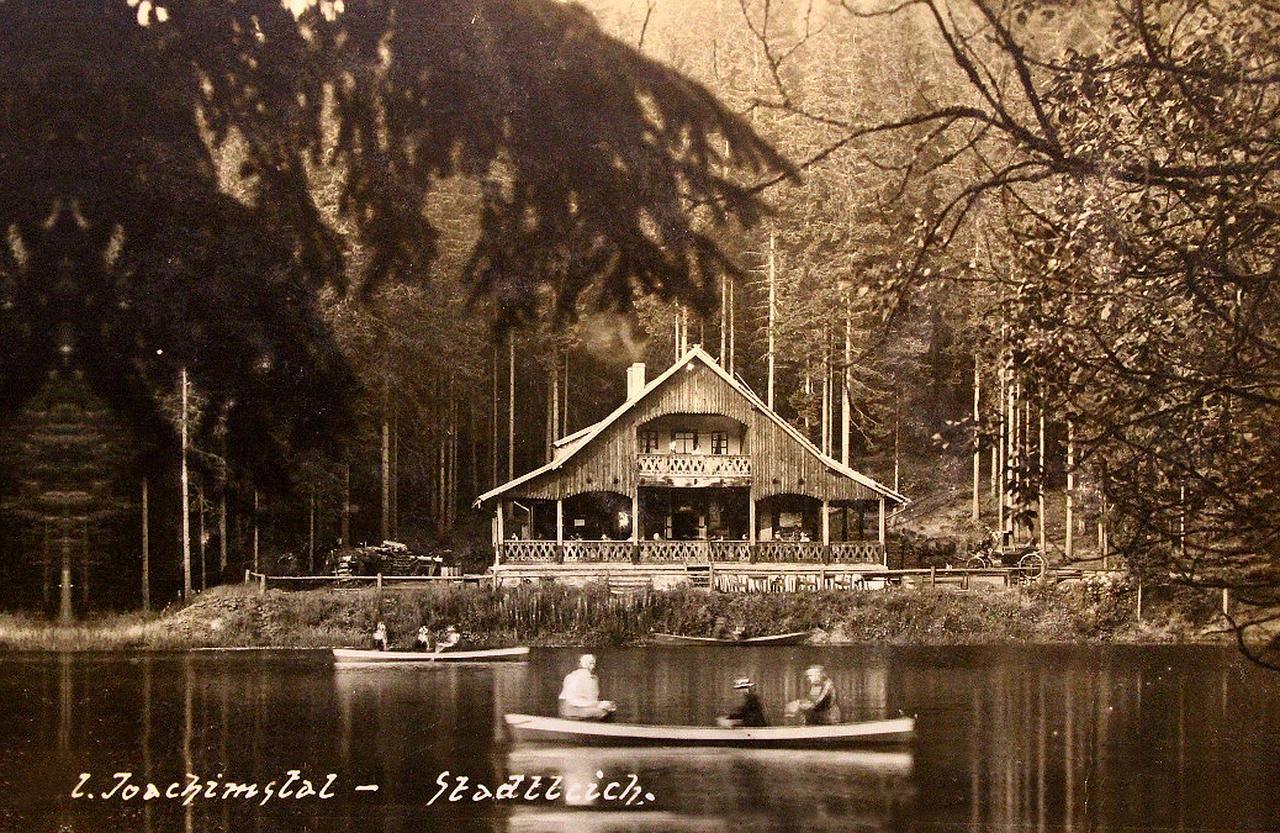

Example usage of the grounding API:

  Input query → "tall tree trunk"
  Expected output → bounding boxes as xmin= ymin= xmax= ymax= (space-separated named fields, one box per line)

xmin=820 ymin=334 xmax=831 ymax=456
xmin=1038 ymin=406 xmax=1046 ymax=555
xmin=841 ymin=290 xmax=851 ymax=466
xmin=972 ymin=359 xmax=981 ymax=522
xmin=508 ymin=330 xmax=515 ymax=482
xmin=252 ymin=488 xmax=260 ymax=572
xmin=198 ymin=480 xmax=206 ymax=591
xmin=997 ymin=362 xmax=1007 ymax=540
xmin=469 ymin=402 xmax=480 ymax=508
xmin=308 ymin=487 xmax=316 ymax=574
xmin=1065 ymin=418 xmax=1075 ymax=560
xmin=893 ymin=406 xmax=900 ymax=493
xmin=802 ymin=367 xmax=812 ymax=434
xmin=728 ymin=277 xmax=736 ymax=375
xmin=437 ymin=419 xmax=447 ymax=536
xmin=391 ymin=410 xmax=399 ymax=539
xmin=180 ymin=367 xmax=191 ymax=601
xmin=562 ymin=350 xmax=570 ymax=436
xmin=719 ymin=275 xmax=728 ymax=364
xmin=141 ymin=476 xmax=150 ymax=612
xmin=1007 ymin=373 xmax=1017 ymax=540
xmin=546 ymin=345 xmax=558 ymax=462
xmin=380 ymin=378 xmax=391 ymax=543
xmin=767 ymin=231 xmax=776 ymax=409
xmin=218 ymin=484 xmax=227 ymax=576
xmin=340 ymin=463 xmax=350 ymax=546
xmin=450 ymin=396 xmax=459 ymax=529
xmin=491 ymin=342 xmax=499 ymax=489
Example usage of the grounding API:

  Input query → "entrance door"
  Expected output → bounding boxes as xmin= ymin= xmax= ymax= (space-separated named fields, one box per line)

xmin=671 ymin=509 xmax=699 ymax=540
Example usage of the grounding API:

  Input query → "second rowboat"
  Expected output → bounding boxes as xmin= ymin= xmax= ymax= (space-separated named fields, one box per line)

xmin=332 ymin=646 xmax=530 ymax=664
xmin=650 ymin=630 xmax=812 ymax=646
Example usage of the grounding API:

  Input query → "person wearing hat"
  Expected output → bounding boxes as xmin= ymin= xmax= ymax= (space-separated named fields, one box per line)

xmin=719 ymin=676 xmax=768 ymax=727
xmin=558 ymin=653 xmax=616 ymax=720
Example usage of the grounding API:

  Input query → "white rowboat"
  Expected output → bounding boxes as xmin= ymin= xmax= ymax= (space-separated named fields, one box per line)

xmin=650 ymin=630 xmax=812 ymax=646
xmin=503 ymin=713 xmax=914 ymax=748
xmin=332 ymin=646 xmax=530 ymax=664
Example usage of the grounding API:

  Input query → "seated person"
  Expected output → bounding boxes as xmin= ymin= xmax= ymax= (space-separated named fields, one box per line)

xmin=558 ymin=653 xmax=616 ymax=720
xmin=435 ymin=625 xmax=461 ymax=652
xmin=415 ymin=625 xmax=432 ymax=651
xmin=718 ymin=677 xmax=768 ymax=727
xmin=372 ymin=622 xmax=388 ymax=651
xmin=790 ymin=665 xmax=842 ymax=725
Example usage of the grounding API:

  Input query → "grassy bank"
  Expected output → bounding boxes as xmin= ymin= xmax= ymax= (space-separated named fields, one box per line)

xmin=0 ymin=575 xmax=1233 ymax=651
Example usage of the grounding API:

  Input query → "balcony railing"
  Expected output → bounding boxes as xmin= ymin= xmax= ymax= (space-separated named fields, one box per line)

xmin=636 ymin=453 xmax=751 ymax=484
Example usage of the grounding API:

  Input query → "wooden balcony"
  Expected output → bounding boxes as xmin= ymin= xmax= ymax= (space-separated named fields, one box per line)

xmin=635 ymin=453 xmax=751 ymax=486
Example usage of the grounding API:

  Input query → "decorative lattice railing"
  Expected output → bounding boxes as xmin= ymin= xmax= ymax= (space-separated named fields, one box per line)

xmin=636 ymin=454 xmax=751 ymax=480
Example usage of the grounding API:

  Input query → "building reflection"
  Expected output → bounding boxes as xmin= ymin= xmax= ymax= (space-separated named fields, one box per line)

xmin=500 ymin=746 xmax=914 ymax=832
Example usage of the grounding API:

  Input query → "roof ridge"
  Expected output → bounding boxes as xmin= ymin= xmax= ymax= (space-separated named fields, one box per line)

xmin=475 ymin=346 xmax=907 ymax=506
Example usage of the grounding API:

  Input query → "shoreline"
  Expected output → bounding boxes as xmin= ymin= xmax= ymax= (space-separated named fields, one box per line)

xmin=0 ymin=580 xmax=1236 ymax=652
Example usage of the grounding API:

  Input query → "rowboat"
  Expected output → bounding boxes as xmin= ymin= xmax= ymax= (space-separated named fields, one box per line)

xmin=505 ymin=745 xmax=914 ymax=775
xmin=331 ymin=646 xmax=529 ymax=664
xmin=650 ymin=630 xmax=812 ymax=646
xmin=503 ymin=713 xmax=914 ymax=748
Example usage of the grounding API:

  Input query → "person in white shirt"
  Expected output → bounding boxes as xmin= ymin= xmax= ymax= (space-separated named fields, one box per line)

xmin=558 ymin=654 xmax=616 ymax=720
xmin=435 ymin=625 xmax=461 ymax=652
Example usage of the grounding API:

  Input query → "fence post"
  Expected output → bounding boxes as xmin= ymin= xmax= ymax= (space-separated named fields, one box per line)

xmin=258 ymin=573 xmax=266 ymax=595
xmin=930 ymin=565 xmax=936 ymax=589
xmin=244 ymin=569 xmax=251 ymax=584
xmin=1136 ymin=580 xmax=1143 ymax=622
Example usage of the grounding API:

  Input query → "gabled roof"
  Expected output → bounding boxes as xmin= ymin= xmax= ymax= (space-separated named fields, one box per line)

xmin=474 ymin=346 xmax=907 ymax=507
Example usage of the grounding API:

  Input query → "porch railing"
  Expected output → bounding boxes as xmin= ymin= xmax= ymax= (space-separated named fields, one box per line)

xmin=501 ymin=540 xmax=559 ymax=563
xmin=753 ymin=541 xmax=826 ymax=562
xmin=499 ymin=539 xmax=882 ymax=564
xmin=562 ymin=540 xmax=635 ymax=563
xmin=829 ymin=540 xmax=885 ymax=563
xmin=638 ymin=540 xmax=705 ymax=562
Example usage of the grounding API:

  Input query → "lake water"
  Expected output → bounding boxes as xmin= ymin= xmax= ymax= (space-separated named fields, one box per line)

xmin=4 ymin=645 xmax=1278 ymax=832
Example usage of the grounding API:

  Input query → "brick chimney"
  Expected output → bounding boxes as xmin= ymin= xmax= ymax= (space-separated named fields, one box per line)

xmin=626 ymin=362 xmax=646 ymax=400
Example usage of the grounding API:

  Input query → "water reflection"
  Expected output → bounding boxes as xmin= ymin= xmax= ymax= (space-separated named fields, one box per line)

xmin=0 ymin=646 xmax=1275 ymax=832
xmin=503 ymin=746 xmax=914 ymax=831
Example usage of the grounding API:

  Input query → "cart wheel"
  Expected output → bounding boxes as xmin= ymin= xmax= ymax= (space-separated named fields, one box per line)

xmin=1018 ymin=552 xmax=1046 ymax=581
xmin=966 ymin=554 xmax=989 ymax=570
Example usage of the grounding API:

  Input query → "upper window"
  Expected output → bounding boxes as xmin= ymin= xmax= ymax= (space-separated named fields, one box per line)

xmin=640 ymin=430 xmax=660 ymax=453
xmin=671 ymin=429 xmax=698 ymax=453
xmin=710 ymin=431 xmax=729 ymax=454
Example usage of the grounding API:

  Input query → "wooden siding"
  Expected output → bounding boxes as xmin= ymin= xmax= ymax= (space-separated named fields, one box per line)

xmin=506 ymin=359 xmax=884 ymax=503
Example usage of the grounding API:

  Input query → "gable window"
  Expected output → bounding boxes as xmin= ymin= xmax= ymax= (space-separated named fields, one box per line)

xmin=710 ymin=431 xmax=729 ymax=454
xmin=671 ymin=429 xmax=698 ymax=453
xmin=640 ymin=430 xmax=660 ymax=453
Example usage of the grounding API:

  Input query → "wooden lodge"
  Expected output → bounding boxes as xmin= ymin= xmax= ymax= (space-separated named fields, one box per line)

xmin=475 ymin=347 xmax=907 ymax=575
